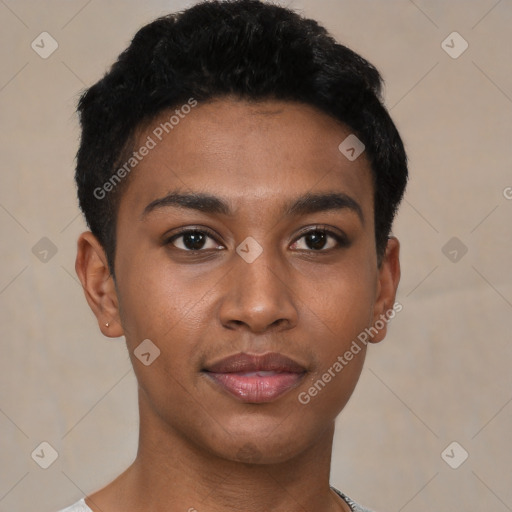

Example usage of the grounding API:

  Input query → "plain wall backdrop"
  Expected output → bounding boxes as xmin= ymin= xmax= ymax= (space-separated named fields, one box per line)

xmin=1 ymin=1 xmax=511 ymax=511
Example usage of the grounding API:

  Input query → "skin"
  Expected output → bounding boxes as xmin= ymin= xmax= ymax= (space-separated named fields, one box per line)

xmin=75 ymin=97 xmax=400 ymax=512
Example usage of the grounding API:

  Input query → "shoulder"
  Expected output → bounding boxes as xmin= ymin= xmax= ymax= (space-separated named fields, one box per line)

xmin=331 ymin=486 xmax=377 ymax=512
xmin=56 ymin=498 xmax=92 ymax=512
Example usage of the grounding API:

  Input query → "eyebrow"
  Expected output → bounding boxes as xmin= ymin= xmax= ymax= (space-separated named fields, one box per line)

xmin=141 ymin=191 xmax=364 ymax=223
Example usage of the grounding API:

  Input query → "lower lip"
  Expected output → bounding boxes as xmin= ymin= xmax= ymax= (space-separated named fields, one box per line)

xmin=204 ymin=371 xmax=305 ymax=403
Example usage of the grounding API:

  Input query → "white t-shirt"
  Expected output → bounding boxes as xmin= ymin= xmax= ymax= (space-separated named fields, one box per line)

xmin=58 ymin=488 xmax=374 ymax=512
xmin=57 ymin=499 xmax=90 ymax=512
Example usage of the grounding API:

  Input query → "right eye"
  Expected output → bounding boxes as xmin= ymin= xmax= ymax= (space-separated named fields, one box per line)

xmin=165 ymin=228 xmax=224 ymax=252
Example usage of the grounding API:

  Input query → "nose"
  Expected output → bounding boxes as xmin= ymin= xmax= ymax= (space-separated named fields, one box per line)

xmin=218 ymin=245 xmax=299 ymax=334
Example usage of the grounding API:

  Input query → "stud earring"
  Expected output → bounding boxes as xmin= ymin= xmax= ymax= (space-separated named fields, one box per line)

xmin=105 ymin=322 xmax=110 ymax=327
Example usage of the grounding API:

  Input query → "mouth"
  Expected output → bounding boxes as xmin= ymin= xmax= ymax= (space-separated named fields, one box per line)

xmin=202 ymin=352 xmax=307 ymax=403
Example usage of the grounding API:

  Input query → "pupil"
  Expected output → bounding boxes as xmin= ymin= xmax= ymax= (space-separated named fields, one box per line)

xmin=307 ymin=231 xmax=326 ymax=250
xmin=185 ymin=232 xmax=205 ymax=250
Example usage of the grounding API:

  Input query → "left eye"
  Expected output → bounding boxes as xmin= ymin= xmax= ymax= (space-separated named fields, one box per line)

xmin=290 ymin=229 xmax=346 ymax=251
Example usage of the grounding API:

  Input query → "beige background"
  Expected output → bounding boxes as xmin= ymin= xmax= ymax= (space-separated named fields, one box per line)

xmin=1 ymin=0 xmax=511 ymax=511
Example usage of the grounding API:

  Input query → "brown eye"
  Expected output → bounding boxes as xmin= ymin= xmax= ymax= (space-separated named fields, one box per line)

xmin=166 ymin=229 xmax=222 ymax=251
xmin=290 ymin=228 xmax=349 ymax=251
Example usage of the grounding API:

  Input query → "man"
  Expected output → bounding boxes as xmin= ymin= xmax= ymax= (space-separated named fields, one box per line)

xmin=64 ymin=1 xmax=408 ymax=510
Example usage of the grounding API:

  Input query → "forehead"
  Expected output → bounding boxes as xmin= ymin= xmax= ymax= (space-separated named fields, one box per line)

xmin=118 ymin=97 xmax=374 ymax=220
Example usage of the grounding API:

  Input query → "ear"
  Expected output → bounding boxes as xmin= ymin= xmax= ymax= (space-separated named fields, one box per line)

xmin=369 ymin=236 xmax=401 ymax=344
xmin=75 ymin=231 xmax=124 ymax=338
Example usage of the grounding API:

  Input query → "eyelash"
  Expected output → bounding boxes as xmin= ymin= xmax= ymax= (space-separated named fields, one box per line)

xmin=164 ymin=225 xmax=349 ymax=253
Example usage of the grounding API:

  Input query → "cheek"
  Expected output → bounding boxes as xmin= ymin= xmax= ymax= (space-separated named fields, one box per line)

xmin=115 ymin=245 xmax=196 ymax=340
xmin=115 ymin=252 xmax=217 ymax=397
xmin=297 ymin=353 xmax=365 ymax=424
xmin=118 ymin=262 xmax=208 ymax=420
xmin=292 ymin=260 xmax=376 ymax=413
xmin=296 ymin=256 xmax=377 ymax=336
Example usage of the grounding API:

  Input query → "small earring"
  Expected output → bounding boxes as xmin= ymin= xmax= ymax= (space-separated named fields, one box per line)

xmin=105 ymin=322 xmax=110 ymax=327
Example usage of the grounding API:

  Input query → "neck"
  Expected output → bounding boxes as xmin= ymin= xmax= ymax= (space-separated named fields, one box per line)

xmin=87 ymin=390 xmax=348 ymax=512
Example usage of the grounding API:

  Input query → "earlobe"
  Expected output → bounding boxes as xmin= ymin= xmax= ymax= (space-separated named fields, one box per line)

xmin=369 ymin=236 xmax=401 ymax=344
xmin=75 ymin=231 xmax=124 ymax=338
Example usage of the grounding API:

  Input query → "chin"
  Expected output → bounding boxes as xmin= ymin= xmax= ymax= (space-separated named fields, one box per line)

xmin=202 ymin=425 xmax=319 ymax=465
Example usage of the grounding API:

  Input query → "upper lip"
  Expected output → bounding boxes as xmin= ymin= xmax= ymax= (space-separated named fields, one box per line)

xmin=203 ymin=352 xmax=307 ymax=373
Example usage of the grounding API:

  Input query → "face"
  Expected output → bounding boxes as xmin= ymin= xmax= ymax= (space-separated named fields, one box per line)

xmin=76 ymin=97 xmax=400 ymax=464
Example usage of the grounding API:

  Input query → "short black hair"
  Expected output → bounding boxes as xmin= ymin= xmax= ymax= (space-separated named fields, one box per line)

xmin=75 ymin=0 xmax=408 ymax=276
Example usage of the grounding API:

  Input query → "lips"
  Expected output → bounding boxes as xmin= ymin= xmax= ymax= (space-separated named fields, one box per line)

xmin=203 ymin=352 xmax=307 ymax=403
xmin=204 ymin=352 xmax=306 ymax=374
